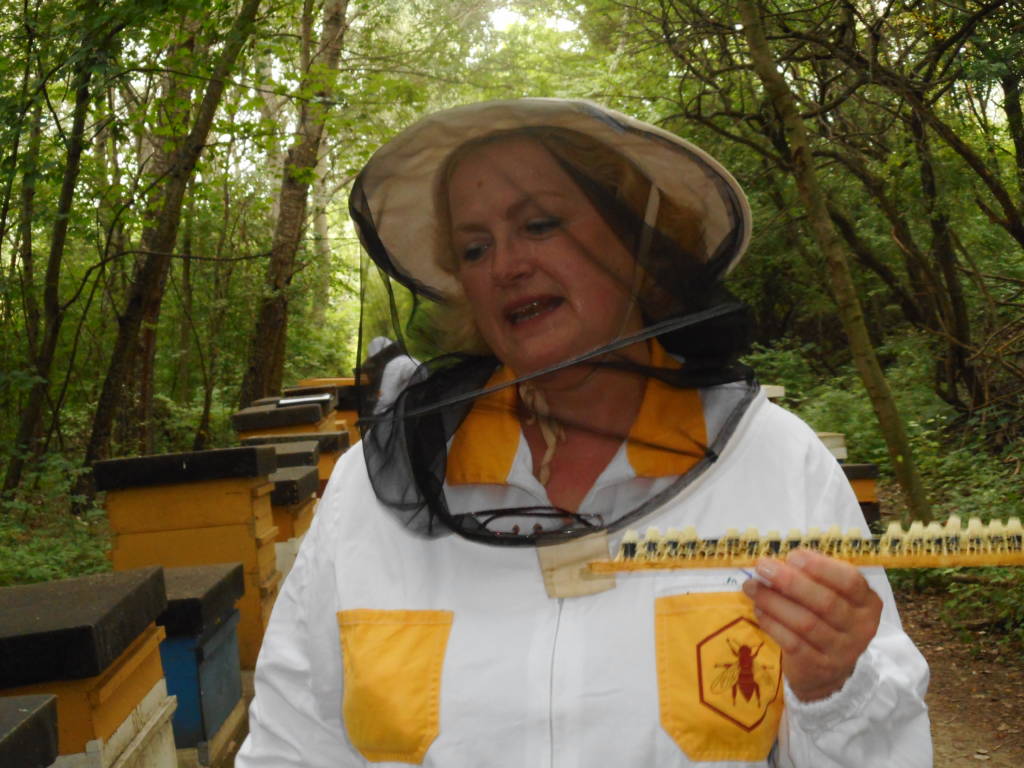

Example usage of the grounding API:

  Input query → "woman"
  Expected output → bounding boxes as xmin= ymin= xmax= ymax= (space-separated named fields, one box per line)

xmin=238 ymin=99 xmax=931 ymax=767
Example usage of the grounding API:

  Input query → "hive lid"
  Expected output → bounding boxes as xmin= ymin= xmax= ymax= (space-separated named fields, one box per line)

xmin=157 ymin=564 xmax=245 ymax=638
xmin=269 ymin=465 xmax=320 ymax=507
xmin=0 ymin=567 xmax=166 ymax=687
xmin=842 ymin=463 xmax=879 ymax=480
xmin=0 ymin=695 xmax=58 ymax=768
xmin=93 ymin=445 xmax=277 ymax=490
xmin=283 ymin=384 xmax=362 ymax=412
xmin=242 ymin=431 xmax=349 ymax=453
xmin=231 ymin=403 xmax=325 ymax=431
xmin=263 ymin=440 xmax=320 ymax=469
xmin=278 ymin=392 xmax=335 ymax=415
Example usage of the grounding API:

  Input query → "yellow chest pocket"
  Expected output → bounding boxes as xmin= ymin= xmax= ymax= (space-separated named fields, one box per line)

xmin=338 ymin=609 xmax=454 ymax=764
xmin=655 ymin=592 xmax=784 ymax=762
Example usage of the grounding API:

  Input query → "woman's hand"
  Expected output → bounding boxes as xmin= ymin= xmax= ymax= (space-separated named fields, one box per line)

xmin=741 ymin=549 xmax=882 ymax=702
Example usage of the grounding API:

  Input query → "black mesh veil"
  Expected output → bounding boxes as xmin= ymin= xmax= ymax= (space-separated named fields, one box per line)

xmin=348 ymin=99 xmax=760 ymax=545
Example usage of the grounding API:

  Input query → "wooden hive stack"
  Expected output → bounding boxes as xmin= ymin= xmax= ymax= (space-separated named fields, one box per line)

xmin=95 ymin=446 xmax=280 ymax=668
xmin=157 ymin=564 xmax=246 ymax=767
xmin=842 ymin=463 xmax=881 ymax=530
xmin=0 ymin=568 xmax=177 ymax=767
xmin=295 ymin=377 xmax=362 ymax=445
xmin=241 ymin=431 xmax=348 ymax=497
xmin=231 ymin=396 xmax=334 ymax=442
xmin=264 ymin=447 xmax=320 ymax=578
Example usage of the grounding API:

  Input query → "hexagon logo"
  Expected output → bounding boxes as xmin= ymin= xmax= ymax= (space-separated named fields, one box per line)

xmin=696 ymin=616 xmax=782 ymax=731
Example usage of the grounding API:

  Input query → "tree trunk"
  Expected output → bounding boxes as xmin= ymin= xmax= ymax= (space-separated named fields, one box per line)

xmin=3 ymin=52 xmax=95 ymax=495
xmin=79 ymin=0 xmax=262 ymax=485
xmin=827 ymin=204 xmax=926 ymax=328
xmin=133 ymin=21 xmax=206 ymax=454
xmin=824 ymin=148 xmax=942 ymax=331
xmin=1002 ymin=71 xmax=1024 ymax=203
xmin=18 ymin=102 xmax=43 ymax=360
xmin=193 ymin=155 xmax=241 ymax=449
xmin=237 ymin=0 xmax=348 ymax=407
xmin=0 ymin=10 xmax=37 ymax=277
xmin=738 ymin=0 xmax=932 ymax=522
xmin=909 ymin=109 xmax=981 ymax=410
xmin=309 ymin=144 xmax=333 ymax=329
xmin=171 ymin=208 xmax=195 ymax=404
xmin=882 ymin=76 xmax=1024 ymax=248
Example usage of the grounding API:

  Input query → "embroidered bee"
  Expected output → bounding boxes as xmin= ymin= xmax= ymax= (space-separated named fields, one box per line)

xmin=710 ymin=639 xmax=777 ymax=707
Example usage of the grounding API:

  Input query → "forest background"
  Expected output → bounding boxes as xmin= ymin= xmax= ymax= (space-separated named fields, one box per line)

xmin=0 ymin=0 xmax=1022 ymax=642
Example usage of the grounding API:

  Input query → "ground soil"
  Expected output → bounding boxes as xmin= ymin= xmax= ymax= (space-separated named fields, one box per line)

xmin=895 ymin=589 xmax=1024 ymax=767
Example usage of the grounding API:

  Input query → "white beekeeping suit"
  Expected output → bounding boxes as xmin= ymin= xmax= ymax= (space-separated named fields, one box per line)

xmin=365 ymin=336 xmax=421 ymax=413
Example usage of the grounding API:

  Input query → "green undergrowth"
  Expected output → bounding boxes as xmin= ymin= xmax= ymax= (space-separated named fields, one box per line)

xmin=0 ymin=453 xmax=111 ymax=586
xmin=889 ymin=566 xmax=1024 ymax=650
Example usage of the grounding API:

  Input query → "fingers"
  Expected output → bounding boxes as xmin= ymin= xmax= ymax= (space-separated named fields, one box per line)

xmin=746 ymin=578 xmax=844 ymax=656
xmin=752 ymin=550 xmax=865 ymax=634
xmin=741 ymin=548 xmax=883 ymax=701
xmin=785 ymin=549 xmax=876 ymax=605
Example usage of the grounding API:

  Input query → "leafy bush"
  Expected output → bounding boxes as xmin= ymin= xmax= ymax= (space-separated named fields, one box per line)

xmin=0 ymin=452 xmax=110 ymax=586
xmin=943 ymin=569 xmax=1024 ymax=649
xmin=147 ymin=390 xmax=237 ymax=453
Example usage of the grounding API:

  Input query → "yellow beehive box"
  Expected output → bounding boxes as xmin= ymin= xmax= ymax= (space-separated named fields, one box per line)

xmin=111 ymin=524 xmax=278 ymax=585
xmin=273 ymin=497 xmax=317 ymax=542
xmin=336 ymin=411 xmax=361 ymax=444
xmin=106 ymin=478 xmax=273 ymax=534
xmin=236 ymin=571 xmax=283 ymax=667
xmin=298 ymin=377 xmax=355 ymax=387
xmin=96 ymin=446 xmax=277 ymax=533
xmin=315 ymin=449 xmax=343 ymax=492
xmin=849 ymin=477 xmax=878 ymax=503
xmin=4 ymin=624 xmax=167 ymax=755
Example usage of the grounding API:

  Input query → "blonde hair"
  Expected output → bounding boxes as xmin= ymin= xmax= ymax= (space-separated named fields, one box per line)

xmin=431 ymin=127 xmax=706 ymax=354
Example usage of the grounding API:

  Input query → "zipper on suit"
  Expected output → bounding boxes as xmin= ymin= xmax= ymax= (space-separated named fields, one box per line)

xmin=548 ymin=597 xmax=564 ymax=768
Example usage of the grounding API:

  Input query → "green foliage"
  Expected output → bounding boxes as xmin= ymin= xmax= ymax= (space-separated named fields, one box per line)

xmin=145 ymin=391 xmax=237 ymax=453
xmin=742 ymin=340 xmax=830 ymax=408
xmin=0 ymin=453 xmax=110 ymax=586
xmin=891 ymin=567 xmax=1024 ymax=650
xmin=944 ymin=570 xmax=1024 ymax=648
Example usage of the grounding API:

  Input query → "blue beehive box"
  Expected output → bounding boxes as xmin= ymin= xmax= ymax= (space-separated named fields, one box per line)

xmin=157 ymin=564 xmax=244 ymax=749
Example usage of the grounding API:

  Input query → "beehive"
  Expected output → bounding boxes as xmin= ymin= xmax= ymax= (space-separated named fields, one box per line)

xmin=157 ymin=564 xmax=246 ymax=764
xmin=0 ymin=568 xmax=177 ymax=767
xmin=241 ymin=432 xmax=348 ymax=496
xmin=96 ymin=446 xmax=281 ymax=668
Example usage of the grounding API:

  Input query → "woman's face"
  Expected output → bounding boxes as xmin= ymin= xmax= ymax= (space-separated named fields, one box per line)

xmin=447 ymin=138 xmax=643 ymax=376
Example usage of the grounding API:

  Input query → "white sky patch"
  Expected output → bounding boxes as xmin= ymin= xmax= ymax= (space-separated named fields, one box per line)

xmin=489 ymin=6 xmax=578 ymax=34
xmin=550 ymin=16 xmax=577 ymax=33
xmin=490 ymin=7 xmax=525 ymax=31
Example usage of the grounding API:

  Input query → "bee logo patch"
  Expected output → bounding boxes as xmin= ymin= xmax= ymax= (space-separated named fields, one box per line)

xmin=699 ymin=617 xmax=782 ymax=730
xmin=655 ymin=592 xmax=785 ymax=761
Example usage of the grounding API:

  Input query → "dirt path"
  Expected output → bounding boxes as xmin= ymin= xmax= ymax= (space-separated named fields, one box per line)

xmin=896 ymin=590 xmax=1024 ymax=767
